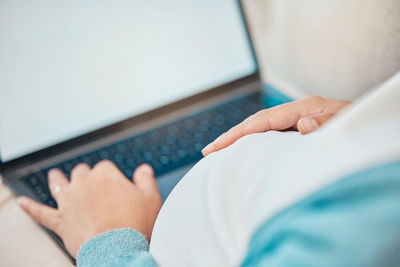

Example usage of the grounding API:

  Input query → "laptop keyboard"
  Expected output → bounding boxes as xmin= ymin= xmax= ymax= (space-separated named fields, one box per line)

xmin=21 ymin=92 xmax=261 ymax=208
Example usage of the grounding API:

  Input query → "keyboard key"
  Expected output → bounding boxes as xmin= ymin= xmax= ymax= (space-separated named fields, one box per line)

xmin=165 ymin=134 xmax=176 ymax=144
xmin=63 ymin=162 xmax=74 ymax=173
xmin=98 ymin=150 xmax=110 ymax=159
xmin=214 ymin=114 xmax=225 ymax=126
xmin=113 ymin=153 xmax=124 ymax=163
xmin=194 ymin=142 xmax=204 ymax=152
xmin=130 ymin=147 xmax=141 ymax=157
xmin=133 ymin=137 xmax=144 ymax=147
xmin=184 ymin=119 xmax=195 ymax=130
xmin=143 ymin=152 xmax=153 ymax=161
xmin=28 ymin=175 xmax=40 ymax=186
xmin=167 ymin=125 xmax=178 ymax=135
xmin=80 ymin=155 xmax=93 ymax=166
xmin=151 ymin=160 xmax=162 ymax=170
xmin=177 ymin=149 xmax=187 ymax=159
xmin=88 ymin=153 xmax=99 ymax=164
xmin=160 ymin=145 xmax=171 ymax=155
xmin=116 ymin=143 xmax=126 ymax=153
xmin=150 ymin=131 xmax=161 ymax=140
xmin=125 ymin=158 xmax=136 ymax=168
xmin=159 ymin=155 xmax=169 ymax=165
xmin=37 ymin=171 xmax=48 ymax=185
xmin=194 ymin=133 xmax=205 ymax=142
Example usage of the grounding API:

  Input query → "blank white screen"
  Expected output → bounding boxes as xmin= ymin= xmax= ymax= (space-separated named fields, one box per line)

xmin=0 ymin=0 xmax=256 ymax=162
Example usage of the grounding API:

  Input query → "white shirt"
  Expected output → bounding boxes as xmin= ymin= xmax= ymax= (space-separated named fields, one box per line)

xmin=150 ymin=72 xmax=400 ymax=266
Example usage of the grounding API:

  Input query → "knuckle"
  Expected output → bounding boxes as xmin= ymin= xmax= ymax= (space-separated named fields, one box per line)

xmin=248 ymin=112 xmax=259 ymax=120
xmin=147 ymin=192 xmax=162 ymax=205
xmin=303 ymin=95 xmax=325 ymax=104
xmin=231 ymin=124 xmax=246 ymax=137
xmin=242 ymin=114 xmax=255 ymax=125
xmin=256 ymin=109 xmax=270 ymax=120
xmin=254 ymin=109 xmax=266 ymax=117
xmin=240 ymin=109 xmax=271 ymax=133
xmin=250 ymin=110 xmax=269 ymax=122
xmin=241 ymin=116 xmax=251 ymax=124
xmin=301 ymin=96 xmax=328 ymax=113
xmin=241 ymin=121 xmax=254 ymax=135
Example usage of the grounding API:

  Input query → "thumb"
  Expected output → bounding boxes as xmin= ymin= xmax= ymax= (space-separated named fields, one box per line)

xmin=133 ymin=164 xmax=159 ymax=195
xmin=297 ymin=112 xmax=335 ymax=134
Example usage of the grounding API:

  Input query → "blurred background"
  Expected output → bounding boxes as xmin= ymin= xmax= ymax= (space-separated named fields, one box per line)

xmin=245 ymin=0 xmax=400 ymax=100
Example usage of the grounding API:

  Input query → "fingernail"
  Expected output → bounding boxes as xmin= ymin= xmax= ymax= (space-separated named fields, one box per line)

xmin=17 ymin=197 xmax=27 ymax=206
xmin=48 ymin=169 xmax=59 ymax=178
xmin=202 ymin=133 xmax=226 ymax=155
xmin=139 ymin=164 xmax=153 ymax=175
xmin=301 ymin=118 xmax=319 ymax=132
xmin=201 ymin=143 xmax=213 ymax=155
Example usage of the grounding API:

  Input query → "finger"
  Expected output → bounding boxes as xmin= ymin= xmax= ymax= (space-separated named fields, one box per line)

xmin=93 ymin=160 xmax=123 ymax=178
xmin=18 ymin=196 xmax=59 ymax=232
xmin=297 ymin=112 xmax=335 ymax=134
xmin=48 ymin=169 xmax=69 ymax=201
xmin=133 ymin=164 xmax=160 ymax=195
xmin=70 ymin=163 xmax=91 ymax=181
xmin=202 ymin=100 xmax=312 ymax=156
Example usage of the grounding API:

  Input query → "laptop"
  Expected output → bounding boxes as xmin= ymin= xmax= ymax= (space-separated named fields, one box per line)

xmin=0 ymin=0 xmax=263 ymax=262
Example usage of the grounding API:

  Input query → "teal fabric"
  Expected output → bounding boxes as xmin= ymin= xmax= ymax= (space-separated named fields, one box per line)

xmin=77 ymin=229 xmax=156 ymax=267
xmin=241 ymin=161 xmax=400 ymax=267
xmin=77 ymin=161 xmax=400 ymax=267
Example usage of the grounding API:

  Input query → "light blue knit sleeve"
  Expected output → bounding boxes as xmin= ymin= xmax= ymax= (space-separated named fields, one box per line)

xmin=77 ymin=228 xmax=157 ymax=267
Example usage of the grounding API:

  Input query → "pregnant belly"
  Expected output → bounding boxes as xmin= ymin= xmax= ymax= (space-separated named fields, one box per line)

xmin=149 ymin=131 xmax=303 ymax=267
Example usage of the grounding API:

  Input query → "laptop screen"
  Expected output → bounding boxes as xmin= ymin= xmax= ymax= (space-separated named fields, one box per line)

xmin=0 ymin=0 xmax=256 ymax=163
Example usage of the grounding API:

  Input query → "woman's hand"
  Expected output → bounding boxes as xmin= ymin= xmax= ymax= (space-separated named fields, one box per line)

xmin=202 ymin=96 xmax=351 ymax=156
xmin=18 ymin=161 xmax=162 ymax=258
